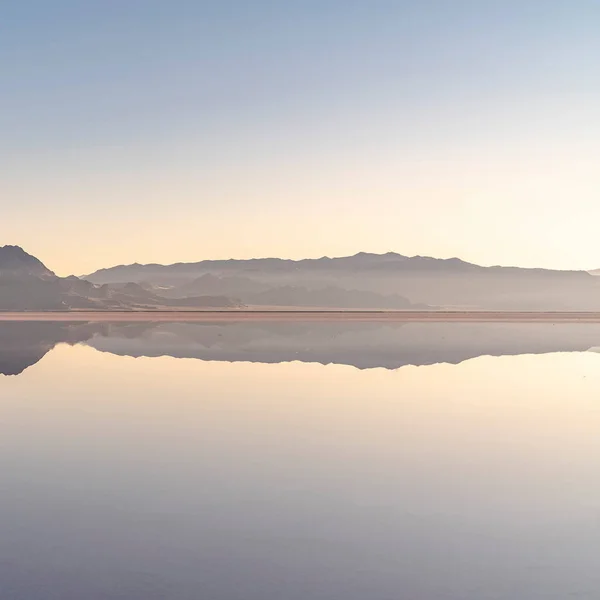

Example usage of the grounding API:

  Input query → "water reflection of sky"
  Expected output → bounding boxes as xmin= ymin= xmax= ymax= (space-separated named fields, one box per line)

xmin=1 ymin=329 xmax=600 ymax=599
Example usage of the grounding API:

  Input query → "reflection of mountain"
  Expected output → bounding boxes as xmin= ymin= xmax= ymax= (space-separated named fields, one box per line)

xmin=84 ymin=322 xmax=600 ymax=369
xmin=3 ymin=321 xmax=600 ymax=376
xmin=0 ymin=322 xmax=99 ymax=376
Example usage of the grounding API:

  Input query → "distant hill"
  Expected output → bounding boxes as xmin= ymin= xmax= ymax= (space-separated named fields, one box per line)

xmin=85 ymin=252 xmax=600 ymax=311
xmin=245 ymin=285 xmax=424 ymax=310
xmin=86 ymin=252 xmax=482 ymax=284
xmin=4 ymin=245 xmax=600 ymax=311
xmin=157 ymin=274 xmax=424 ymax=309
xmin=169 ymin=274 xmax=269 ymax=297
xmin=0 ymin=245 xmax=55 ymax=279
xmin=0 ymin=245 xmax=243 ymax=311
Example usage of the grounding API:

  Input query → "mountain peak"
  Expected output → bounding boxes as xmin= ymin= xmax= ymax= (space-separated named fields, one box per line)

xmin=350 ymin=251 xmax=406 ymax=260
xmin=0 ymin=245 xmax=56 ymax=278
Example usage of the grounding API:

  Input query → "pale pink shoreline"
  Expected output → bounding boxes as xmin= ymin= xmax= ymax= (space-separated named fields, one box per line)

xmin=2 ymin=311 xmax=600 ymax=323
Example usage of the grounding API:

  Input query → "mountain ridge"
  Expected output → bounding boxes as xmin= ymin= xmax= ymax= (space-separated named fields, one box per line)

xmin=86 ymin=251 xmax=591 ymax=280
xmin=82 ymin=250 xmax=599 ymax=311
xmin=0 ymin=245 xmax=56 ymax=279
xmin=3 ymin=246 xmax=600 ymax=312
xmin=0 ymin=245 xmax=243 ymax=311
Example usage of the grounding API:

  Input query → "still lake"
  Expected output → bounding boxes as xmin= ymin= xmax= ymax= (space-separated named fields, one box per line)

xmin=1 ymin=320 xmax=600 ymax=599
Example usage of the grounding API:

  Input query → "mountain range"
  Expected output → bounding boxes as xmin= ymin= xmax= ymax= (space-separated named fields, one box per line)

xmin=2 ymin=244 xmax=600 ymax=311
xmin=0 ymin=246 xmax=241 ymax=311
xmin=85 ymin=251 xmax=600 ymax=311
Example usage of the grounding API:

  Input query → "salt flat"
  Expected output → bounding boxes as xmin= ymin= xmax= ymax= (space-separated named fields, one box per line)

xmin=2 ymin=311 xmax=600 ymax=322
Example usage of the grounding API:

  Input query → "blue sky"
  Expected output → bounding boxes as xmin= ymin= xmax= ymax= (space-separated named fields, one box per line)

xmin=1 ymin=1 xmax=599 ymax=274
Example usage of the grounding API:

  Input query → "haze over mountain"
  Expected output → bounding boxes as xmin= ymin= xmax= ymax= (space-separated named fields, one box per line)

xmin=0 ymin=245 xmax=426 ymax=311
xmin=86 ymin=251 xmax=600 ymax=311
xmin=0 ymin=245 xmax=241 ymax=311
xmin=4 ymin=245 xmax=600 ymax=312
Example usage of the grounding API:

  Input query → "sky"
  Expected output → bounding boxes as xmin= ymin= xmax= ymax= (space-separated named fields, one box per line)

xmin=1 ymin=1 xmax=599 ymax=275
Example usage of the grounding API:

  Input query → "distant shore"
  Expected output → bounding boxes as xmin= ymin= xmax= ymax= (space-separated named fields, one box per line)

xmin=2 ymin=311 xmax=600 ymax=323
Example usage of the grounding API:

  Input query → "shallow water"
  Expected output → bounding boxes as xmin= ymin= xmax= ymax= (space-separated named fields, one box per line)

xmin=1 ymin=322 xmax=600 ymax=599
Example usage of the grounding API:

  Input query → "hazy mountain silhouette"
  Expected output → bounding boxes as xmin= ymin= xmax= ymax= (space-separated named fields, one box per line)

xmin=168 ymin=274 xmax=269 ymax=297
xmin=159 ymin=274 xmax=424 ymax=309
xmin=85 ymin=252 xmax=600 ymax=311
xmin=0 ymin=245 xmax=56 ymax=279
xmin=4 ymin=246 xmax=600 ymax=311
xmin=0 ymin=246 xmax=243 ymax=311
xmin=245 ymin=285 xmax=424 ymax=309
xmin=4 ymin=321 xmax=600 ymax=375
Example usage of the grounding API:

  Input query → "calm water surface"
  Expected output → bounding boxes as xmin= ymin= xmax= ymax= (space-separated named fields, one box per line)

xmin=1 ymin=322 xmax=600 ymax=599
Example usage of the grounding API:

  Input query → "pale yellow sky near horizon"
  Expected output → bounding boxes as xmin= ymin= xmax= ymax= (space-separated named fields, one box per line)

xmin=4 ymin=137 xmax=599 ymax=276
xmin=3 ymin=2 xmax=599 ymax=277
